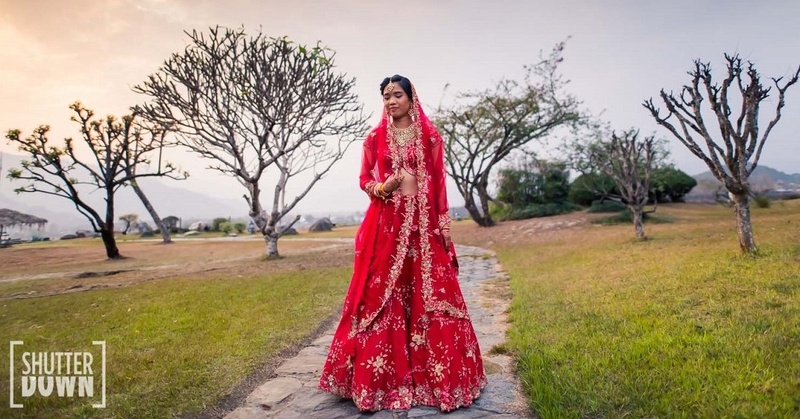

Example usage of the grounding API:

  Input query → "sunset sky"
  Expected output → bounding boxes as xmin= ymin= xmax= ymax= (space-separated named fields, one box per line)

xmin=1 ymin=0 xmax=799 ymax=213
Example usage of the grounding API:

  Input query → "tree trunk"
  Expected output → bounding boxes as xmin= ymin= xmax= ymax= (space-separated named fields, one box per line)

xmin=463 ymin=192 xmax=491 ymax=227
xmin=245 ymin=181 xmax=281 ymax=259
xmin=266 ymin=234 xmax=280 ymax=259
xmin=130 ymin=180 xmax=172 ymax=244
xmin=100 ymin=227 xmax=121 ymax=259
xmin=103 ymin=188 xmax=122 ymax=259
xmin=476 ymin=186 xmax=495 ymax=227
xmin=631 ymin=204 xmax=646 ymax=240
xmin=731 ymin=192 xmax=757 ymax=253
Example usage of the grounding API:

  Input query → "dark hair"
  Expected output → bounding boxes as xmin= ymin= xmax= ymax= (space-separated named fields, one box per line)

xmin=380 ymin=75 xmax=413 ymax=101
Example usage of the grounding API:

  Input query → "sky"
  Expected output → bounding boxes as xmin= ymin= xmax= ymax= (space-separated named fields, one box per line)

xmin=1 ymin=0 xmax=799 ymax=214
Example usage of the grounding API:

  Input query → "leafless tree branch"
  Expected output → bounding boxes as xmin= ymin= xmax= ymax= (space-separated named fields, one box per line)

xmin=134 ymin=27 xmax=368 ymax=258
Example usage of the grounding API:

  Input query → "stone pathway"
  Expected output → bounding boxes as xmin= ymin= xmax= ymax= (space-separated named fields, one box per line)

xmin=225 ymin=245 xmax=531 ymax=419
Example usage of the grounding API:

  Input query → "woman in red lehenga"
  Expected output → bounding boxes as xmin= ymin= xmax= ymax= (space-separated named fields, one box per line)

xmin=319 ymin=75 xmax=487 ymax=412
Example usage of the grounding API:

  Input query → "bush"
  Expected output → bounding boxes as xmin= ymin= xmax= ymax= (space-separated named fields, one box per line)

xmin=493 ymin=202 xmax=581 ymax=221
xmin=233 ymin=222 xmax=247 ymax=233
xmin=219 ymin=221 xmax=234 ymax=234
xmin=568 ymin=173 xmax=617 ymax=206
xmin=570 ymin=168 xmax=697 ymax=206
xmin=650 ymin=167 xmax=698 ymax=202
xmin=588 ymin=200 xmax=627 ymax=213
xmin=212 ymin=217 xmax=228 ymax=232
xmin=753 ymin=194 xmax=771 ymax=208
xmin=488 ymin=201 xmax=507 ymax=221
xmin=496 ymin=161 xmax=571 ymax=207
xmin=591 ymin=209 xmax=672 ymax=225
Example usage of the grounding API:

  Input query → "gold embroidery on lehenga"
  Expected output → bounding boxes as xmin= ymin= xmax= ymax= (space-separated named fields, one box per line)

xmin=325 ymin=83 xmax=484 ymax=413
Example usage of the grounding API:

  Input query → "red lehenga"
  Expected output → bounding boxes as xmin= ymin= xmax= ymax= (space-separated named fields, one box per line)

xmin=319 ymin=87 xmax=487 ymax=412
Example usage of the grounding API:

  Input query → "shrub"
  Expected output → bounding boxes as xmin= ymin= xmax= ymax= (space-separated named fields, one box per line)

xmin=753 ymin=194 xmax=771 ymax=208
xmin=488 ymin=201 xmax=508 ymax=221
xmin=498 ymin=203 xmax=581 ymax=221
xmin=233 ymin=222 xmax=247 ymax=233
xmin=219 ymin=221 xmax=234 ymax=234
xmin=211 ymin=217 xmax=228 ymax=232
xmin=497 ymin=161 xmax=571 ymax=207
xmin=650 ymin=167 xmax=698 ymax=202
xmin=588 ymin=200 xmax=627 ymax=213
xmin=591 ymin=209 xmax=672 ymax=225
xmin=568 ymin=173 xmax=617 ymax=206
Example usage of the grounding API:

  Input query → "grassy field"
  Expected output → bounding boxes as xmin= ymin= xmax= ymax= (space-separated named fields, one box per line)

xmin=3 ymin=203 xmax=798 ymax=417
xmin=479 ymin=201 xmax=800 ymax=417
xmin=0 ymin=237 xmax=353 ymax=418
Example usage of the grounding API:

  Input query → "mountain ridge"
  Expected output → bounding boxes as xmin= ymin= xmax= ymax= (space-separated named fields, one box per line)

xmin=692 ymin=165 xmax=800 ymax=186
xmin=0 ymin=152 xmax=247 ymax=234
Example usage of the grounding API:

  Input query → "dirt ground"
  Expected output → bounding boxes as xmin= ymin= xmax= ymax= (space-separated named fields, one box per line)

xmin=0 ymin=236 xmax=354 ymax=299
xmin=0 ymin=211 xmax=605 ymax=300
xmin=452 ymin=211 xmax=603 ymax=248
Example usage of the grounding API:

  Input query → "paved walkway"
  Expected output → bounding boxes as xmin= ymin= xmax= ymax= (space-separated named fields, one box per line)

xmin=225 ymin=245 xmax=531 ymax=419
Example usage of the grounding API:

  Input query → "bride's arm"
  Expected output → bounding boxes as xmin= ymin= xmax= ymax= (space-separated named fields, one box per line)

xmin=430 ymin=134 xmax=452 ymax=235
xmin=360 ymin=132 xmax=390 ymax=199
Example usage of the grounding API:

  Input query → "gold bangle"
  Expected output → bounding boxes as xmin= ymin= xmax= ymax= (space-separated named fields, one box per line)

xmin=377 ymin=182 xmax=388 ymax=199
xmin=367 ymin=181 xmax=380 ymax=198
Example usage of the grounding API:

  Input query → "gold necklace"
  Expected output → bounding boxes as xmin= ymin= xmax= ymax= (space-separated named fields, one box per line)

xmin=390 ymin=124 xmax=415 ymax=147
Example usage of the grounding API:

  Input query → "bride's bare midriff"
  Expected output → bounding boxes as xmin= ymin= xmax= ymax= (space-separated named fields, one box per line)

xmin=398 ymin=167 xmax=418 ymax=196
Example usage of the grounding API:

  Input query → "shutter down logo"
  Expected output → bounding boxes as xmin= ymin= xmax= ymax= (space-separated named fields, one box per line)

xmin=9 ymin=341 xmax=106 ymax=409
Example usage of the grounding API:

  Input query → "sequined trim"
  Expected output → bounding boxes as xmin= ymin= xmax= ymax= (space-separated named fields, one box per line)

xmin=320 ymin=374 xmax=487 ymax=412
xmin=438 ymin=213 xmax=452 ymax=231
xmin=351 ymin=194 xmax=416 ymax=337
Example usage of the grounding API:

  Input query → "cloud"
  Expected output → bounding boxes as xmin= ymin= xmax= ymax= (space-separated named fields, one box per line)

xmin=1 ymin=0 xmax=799 ymax=213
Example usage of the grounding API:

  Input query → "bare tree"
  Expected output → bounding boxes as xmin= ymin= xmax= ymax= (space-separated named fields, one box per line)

xmin=124 ymin=121 xmax=178 ymax=244
xmin=644 ymin=54 xmax=800 ymax=253
xmin=564 ymin=122 xmax=625 ymax=205
xmin=134 ymin=27 xmax=368 ymax=258
xmin=603 ymin=130 xmax=656 ymax=240
xmin=433 ymin=42 xmax=580 ymax=226
xmin=119 ymin=213 xmax=139 ymax=235
xmin=5 ymin=103 xmax=185 ymax=259
xmin=565 ymin=122 xmax=669 ymax=208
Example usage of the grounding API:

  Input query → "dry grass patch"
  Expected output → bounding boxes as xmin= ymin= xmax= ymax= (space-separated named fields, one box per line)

xmin=0 ymin=239 xmax=351 ymax=299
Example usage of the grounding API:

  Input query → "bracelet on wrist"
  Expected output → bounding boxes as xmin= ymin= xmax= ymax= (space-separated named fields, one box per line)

xmin=377 ymin=182 xmax=389 ymax=199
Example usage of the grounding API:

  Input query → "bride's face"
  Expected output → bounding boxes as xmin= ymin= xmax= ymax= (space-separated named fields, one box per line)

xmin=383 ymin=82 xmax=412 ymax=120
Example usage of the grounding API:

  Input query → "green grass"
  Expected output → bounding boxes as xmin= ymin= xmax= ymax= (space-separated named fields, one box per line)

xmin=0 ymin=267 xmax=351 ymax=418
xmin=497 ymin=202 xmax=800 ymax=418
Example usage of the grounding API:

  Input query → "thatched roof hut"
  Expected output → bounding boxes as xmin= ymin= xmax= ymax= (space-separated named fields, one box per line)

xmin=0 ymin=208 xmax=48 ymax=243
xmin=0 ymin=208 xmax=48 ymax=228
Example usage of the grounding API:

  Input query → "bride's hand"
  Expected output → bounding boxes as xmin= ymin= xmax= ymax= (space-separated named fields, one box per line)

xmin=383 ymin=170 xmax=404 ymax=193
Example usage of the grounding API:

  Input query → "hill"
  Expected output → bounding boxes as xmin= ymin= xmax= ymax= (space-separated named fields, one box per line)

xmin=692 ymin=165 xmax=799 ymax=187
xmin=0 ymin=153 xmax=246 ymax=235
xmin=689 ymin=165 xmax=800 ymax=200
